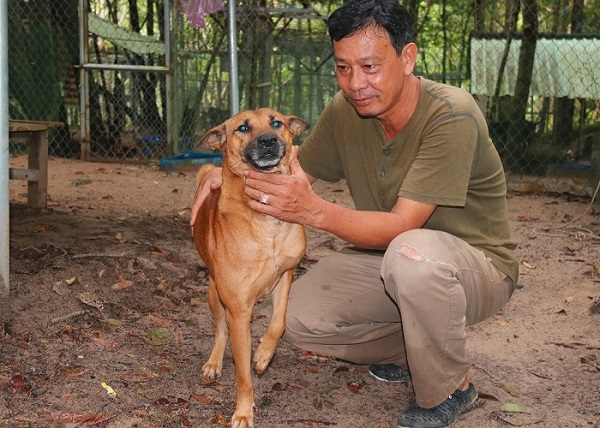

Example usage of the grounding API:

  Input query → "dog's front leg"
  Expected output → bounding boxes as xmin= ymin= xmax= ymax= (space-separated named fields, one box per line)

xmin=253 ymin=270 xmax=293 ymax=374
xmin=202 ymin=278 xmax=228 ymax=381
xmin=227 ymin=307 xmax=255 ymax=428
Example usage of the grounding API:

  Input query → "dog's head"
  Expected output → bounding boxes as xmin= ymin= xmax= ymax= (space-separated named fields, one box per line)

xmin=197 ymin=108 xmax=309 ymax=175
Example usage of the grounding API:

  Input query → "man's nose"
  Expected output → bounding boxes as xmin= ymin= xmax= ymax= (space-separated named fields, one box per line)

xmin=346 ymin=69 xmax=367 ymax=92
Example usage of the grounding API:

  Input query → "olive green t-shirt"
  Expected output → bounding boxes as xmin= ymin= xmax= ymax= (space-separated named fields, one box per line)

xmin=298 ymin=78 xmax=518 ymax=283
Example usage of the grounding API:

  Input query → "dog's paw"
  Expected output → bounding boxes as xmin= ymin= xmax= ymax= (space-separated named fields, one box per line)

xmin=201 ymin=362 xmax=222 ymax=382
xmin=252 ymin=345 xmax=275 ymax=375
xmin=231 ymin=411 xmax=254 ymax=428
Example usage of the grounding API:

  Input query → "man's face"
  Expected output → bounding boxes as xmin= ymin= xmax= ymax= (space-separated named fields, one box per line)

xmin=333 ymin=25 xmax=413 ymax=119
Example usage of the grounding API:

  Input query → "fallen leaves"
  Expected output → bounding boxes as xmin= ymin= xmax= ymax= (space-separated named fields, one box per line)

xmin=192 ymin=394 xmax=217 ymax=405
xmin=299 ymin=349 xmax=333 ymax=364
xmin=33 ymin=224 xmax=53 ymax=233
xmin=143 ymin=329 xmax=169 ymax=346
xmin=97 ymin=317 xmax=123 ymax=326
xmin=517 ymin=212 xmax=539 ymax=222
xmin=9 ymin=374 xmax=32 ymax=396
xmin=65 ymin=276 xmax=78 ymax=285
xmin=55 ymin=412 xmax=115 ymax=424
xmin=493 ymin=404 xmax=547 ymax=426
xmin=211 ymin=414 xmax=228 ymax=425
xmin=551 ymin=341 xmax=595 ymax=350
xmin=583 ymin=262 xmax=600 ymax=282
xmin=345 ymin=380 xmax=366 ymax=394
xmin=52 ymin=276 xmax=80 ymax=296
xmin=500 ymin=402 xmax=528 ymax=413
xmin=100 ymin=381 xmax=117 ymax=398
xmin=59 ymin=365 xmax=86 ymax=377
xmin=78 ymin=291 xmax=104 ymax=311
xmin=513 ymin=183 xmax=545 ymax=194
xmin=580 ymin=354 xmax=600 ymax=370
xmin=152 ymin=396 xmax=188 ymax=406
xmin=116 ymin=367 xmax=158 ymax=383
xmin=494 ymin=384 xmax=548 ymax=426
xmin=521 ymin=260 xmax=536 ymax=269
xmin=499 ymin=382 xmax=520 ymax=397
xmin=111 ymin=277 xmax=133 ymax=291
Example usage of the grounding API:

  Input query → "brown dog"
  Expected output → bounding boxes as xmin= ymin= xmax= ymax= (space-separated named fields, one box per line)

xmin=192 ymin=108 xmax=309 ymax=428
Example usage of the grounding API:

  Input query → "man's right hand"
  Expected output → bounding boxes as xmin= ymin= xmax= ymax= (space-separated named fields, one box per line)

xmin=190 ymin=166 xmax=223 ymax=227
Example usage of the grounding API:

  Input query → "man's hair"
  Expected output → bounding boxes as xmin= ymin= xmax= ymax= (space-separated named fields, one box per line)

xmin=327 ymin=0 xmax=415 ymax=54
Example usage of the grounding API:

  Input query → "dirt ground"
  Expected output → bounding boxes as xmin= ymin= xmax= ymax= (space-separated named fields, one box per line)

xmin=1 ymin=154 xmax=599 ymax=428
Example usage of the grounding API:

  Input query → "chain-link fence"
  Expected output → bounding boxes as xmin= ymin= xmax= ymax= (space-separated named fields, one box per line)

xmin=7 ymin=0 xmax=600 ymax=194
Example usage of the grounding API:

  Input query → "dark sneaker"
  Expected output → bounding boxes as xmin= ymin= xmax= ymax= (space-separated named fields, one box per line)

xmin=368 ymin=364 xmax=411 ymax=383
xmin=396 ymin=383 xmax=478 ymax=428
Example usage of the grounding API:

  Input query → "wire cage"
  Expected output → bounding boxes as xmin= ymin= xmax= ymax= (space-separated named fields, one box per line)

xmin=6 ymin=0 xmax=600 ymax=194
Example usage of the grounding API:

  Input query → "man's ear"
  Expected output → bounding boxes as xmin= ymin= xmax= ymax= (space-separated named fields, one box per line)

xmin=401 ymin=42 xmax=418 ymax=75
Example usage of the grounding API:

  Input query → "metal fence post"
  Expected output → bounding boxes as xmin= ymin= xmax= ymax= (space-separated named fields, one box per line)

xmin=78 ymin=0 xmax=91 ymax=161
xmin=0 ymin=0 xmax=9 ymax=296
xmin=227 ymin=0 xmax=239 ymax=115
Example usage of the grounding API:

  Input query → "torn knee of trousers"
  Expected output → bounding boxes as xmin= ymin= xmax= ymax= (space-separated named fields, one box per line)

xmin=396 ymin=244 xmax=426 ymax=262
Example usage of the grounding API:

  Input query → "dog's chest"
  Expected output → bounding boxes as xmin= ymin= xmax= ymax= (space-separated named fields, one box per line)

xmin=255 ymin=217 xmax=304 ymax=267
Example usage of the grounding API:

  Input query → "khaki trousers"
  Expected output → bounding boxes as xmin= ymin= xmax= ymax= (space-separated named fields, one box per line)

xmin=283 ymin=229 xmax=514 ymax=408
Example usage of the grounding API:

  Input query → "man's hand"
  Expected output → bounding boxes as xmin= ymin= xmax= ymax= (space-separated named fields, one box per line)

xmin=189 ymin=166 xmax=223 ymax=226
xmin=244 ymin=146 xmax=320 ymax=225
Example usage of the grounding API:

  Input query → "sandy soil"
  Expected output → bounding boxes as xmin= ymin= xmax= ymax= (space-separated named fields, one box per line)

xmin=1 ymin=154 xmax=599 ymax=428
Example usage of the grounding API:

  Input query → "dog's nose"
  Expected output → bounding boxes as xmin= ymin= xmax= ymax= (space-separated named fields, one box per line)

xmin=258 ymin=134 xmax=278 ymax=149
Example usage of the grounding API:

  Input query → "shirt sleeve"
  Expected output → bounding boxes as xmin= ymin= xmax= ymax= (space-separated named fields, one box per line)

xmin=399 ymin=111 xmax=480 ymax=207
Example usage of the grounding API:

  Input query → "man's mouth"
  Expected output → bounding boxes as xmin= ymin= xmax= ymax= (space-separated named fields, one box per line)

xmin=351 ymin=97 xmax=372 ymax=106
xmin=347 ymin=92 xmax=375 ymax=107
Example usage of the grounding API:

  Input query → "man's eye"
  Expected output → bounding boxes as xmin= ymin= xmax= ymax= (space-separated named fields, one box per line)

xmin=272 ymin=120 xmax=282 ymax=129
xmin=237 ymin=124 xmax=250 ymax=132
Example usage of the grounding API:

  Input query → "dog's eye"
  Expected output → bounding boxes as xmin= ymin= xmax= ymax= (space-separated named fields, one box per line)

xmin=272 ymin=120 xmax=282 ymax=129
xmin=237 ymin=124 xmax=250 ymax=133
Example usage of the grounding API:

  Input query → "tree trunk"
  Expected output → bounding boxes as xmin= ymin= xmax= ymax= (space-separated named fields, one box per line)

xmin=492 ymin=0 xmax=519 ymax=122
xmin=441 ymin=0 xmax=447 ymax=84
xmin=405 ymin=0 xmax=420 ymax=36
xmin=474 ymin=0 xmax=485 ymax=32
xmin=553 ymin=0 xmax=583 ymax=148
xmin=507 ymin=0 xmax=538 ymax=168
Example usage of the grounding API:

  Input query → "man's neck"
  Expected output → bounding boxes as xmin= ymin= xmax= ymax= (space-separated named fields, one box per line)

xmin=379 ymin=75 xmax=420 ymax=140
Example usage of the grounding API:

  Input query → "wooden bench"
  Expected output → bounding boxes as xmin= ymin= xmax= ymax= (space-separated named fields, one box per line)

xmin=8 ymin=120 xmax=63 ymax=209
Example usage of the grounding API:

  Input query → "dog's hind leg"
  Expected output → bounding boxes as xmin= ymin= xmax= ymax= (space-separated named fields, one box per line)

xmin=201 ymin=277 xmax=228 ymax=381
xmin=253 ymin=270 xmax=293 ymax=374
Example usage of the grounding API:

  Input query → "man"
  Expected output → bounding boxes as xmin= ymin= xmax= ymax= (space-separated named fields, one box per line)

xmin=191 ymin=1 xmax=518 ymax=426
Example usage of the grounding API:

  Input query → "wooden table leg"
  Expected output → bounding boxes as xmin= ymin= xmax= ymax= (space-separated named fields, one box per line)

xmin=27 ymin=129 xmax=48 ymax=209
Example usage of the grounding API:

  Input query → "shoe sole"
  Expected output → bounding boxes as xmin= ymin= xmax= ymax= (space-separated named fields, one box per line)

xmin=396 ymin=393 xmax=479 ymax=428
xmin=368 ymin=370 xmax=411 ymax=383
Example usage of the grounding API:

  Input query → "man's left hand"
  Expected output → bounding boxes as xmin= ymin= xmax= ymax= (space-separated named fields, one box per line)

xmin=244 ymin=146 xmax=320 ymax=225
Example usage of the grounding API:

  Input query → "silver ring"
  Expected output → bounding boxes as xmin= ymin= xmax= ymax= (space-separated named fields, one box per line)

xmin=260 ymin=193 xmax=270 ymax=205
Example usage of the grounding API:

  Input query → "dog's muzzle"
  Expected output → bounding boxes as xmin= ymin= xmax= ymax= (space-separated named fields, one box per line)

xmin=243 ymin=133 xmax=286 ymax=171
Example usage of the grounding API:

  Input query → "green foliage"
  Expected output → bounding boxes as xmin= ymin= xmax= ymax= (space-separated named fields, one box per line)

xmin=8 ymin=0 xmax=599 ymax=164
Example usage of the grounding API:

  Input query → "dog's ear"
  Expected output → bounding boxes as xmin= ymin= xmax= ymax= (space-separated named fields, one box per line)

xmin=286 ymin=116 xmax=310 ymax=138
xmin=196 ymin=124 xmax=227 ymax=151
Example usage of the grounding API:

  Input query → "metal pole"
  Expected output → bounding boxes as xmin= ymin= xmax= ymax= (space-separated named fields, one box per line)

xmin=0 ymin=0 xmax=9 ymax=296
xmin=78 ymin=0 xmax=91 ymax=161
xmin=227 ymin=0 xmax=239 ymax=114
xmin=165 ymin=0 xmax=175 ymax=155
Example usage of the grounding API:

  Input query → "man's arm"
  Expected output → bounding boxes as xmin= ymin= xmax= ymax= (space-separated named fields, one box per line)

xmin=244 ymin=148 xmax=436 ymax=251
xmin=189 ymin=166 xmax=223 ymax=226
